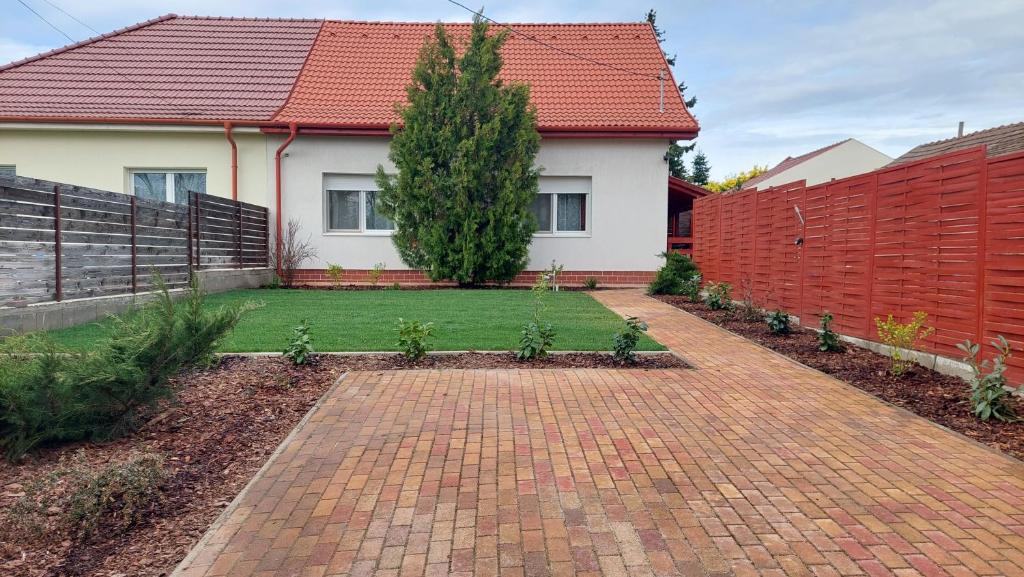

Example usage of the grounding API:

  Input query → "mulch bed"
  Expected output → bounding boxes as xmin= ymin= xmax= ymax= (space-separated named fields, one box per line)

xmin=0 ymin=352 xmax=684 ymax=577
xmin=656 ymin=296 xmax=1024 ymax=462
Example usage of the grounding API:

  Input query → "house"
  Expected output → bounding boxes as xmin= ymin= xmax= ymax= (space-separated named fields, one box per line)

xmin=889 ymin=121 xmax=1024 ymax=165
xmin=741 ymin=138 xmax=891 ymax=191
xmin=0 ymin=14 xmax=698 ymax=286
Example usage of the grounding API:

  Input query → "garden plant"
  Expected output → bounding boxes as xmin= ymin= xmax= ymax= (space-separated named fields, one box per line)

xmin=284 ymin=320 xmax=314 ymax=365
xmin=958 ymin=336 xmax=1022 ymax=422
xmin=875 ymin=311 xmax=933 ymax=376
xmin=703 ymin=281 xmax=732 ymax=310
xmin=765 ymin=309 xmax=791 ymax=335
xmin=397 ymin=318 xmax=435 ymax=361
xmin=817 ymin=312 xmax=843 ymax=352
xmin=613 ymin=317 xmax=649 ymax=364
xmin=518 ymin=273 xmax=556 ymax=360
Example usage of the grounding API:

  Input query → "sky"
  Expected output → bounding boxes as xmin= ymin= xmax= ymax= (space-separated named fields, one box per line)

xmin=2 ymin=0 xmax=1022 ymax=181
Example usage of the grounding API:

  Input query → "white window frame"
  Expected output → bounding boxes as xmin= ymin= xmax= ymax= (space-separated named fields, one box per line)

xmin=127 ymin=168 xmax=206 ymax=203
xmin=0 ymin=165 xmax=15 ymax=177
xmin=532 ymin=191 xmax=591 ymax=237
xmin=323 ymin=188 xmax=395 ymax=236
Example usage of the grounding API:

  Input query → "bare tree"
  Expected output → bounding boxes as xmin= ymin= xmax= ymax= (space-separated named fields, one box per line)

xmin=272 ymin=218 xmax=318 ymax=287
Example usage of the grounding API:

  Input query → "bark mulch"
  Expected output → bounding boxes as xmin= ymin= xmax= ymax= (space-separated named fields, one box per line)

xmin=0 ymin=352 xmax=684 ymax=577
xmin=656 ymin=295 xmax=1024 ymax=462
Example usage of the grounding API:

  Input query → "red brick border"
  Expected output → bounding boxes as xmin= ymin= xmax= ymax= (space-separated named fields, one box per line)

xmin=291 ymin=269 xmax=655 ymax=287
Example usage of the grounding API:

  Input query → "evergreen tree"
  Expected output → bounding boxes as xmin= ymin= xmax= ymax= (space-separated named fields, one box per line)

xmin=376 ymin=16 xmax=541 ymax=285
xmin=646 ymin=9 xmax=702 ymax=178
xmin=690 ymin=151 xmax=711 ymax=186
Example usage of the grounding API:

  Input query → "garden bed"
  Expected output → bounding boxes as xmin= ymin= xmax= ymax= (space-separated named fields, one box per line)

xmin=0 ymin=352 xmax=684 ymax=577
xmin=656 ymin=296 xmax=1024 ymax=461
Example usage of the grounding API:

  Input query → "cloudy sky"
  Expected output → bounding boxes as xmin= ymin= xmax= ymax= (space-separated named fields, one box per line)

xmin=2 ymin=0 xmax=1022 ymax=180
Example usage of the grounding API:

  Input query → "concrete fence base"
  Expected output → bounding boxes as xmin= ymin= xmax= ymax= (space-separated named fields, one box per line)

xmin=0 ymin=268 xmax=274 ymax=334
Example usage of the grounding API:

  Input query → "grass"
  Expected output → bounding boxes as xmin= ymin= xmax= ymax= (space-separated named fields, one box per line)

xmin=46 ymin=288 xmax=665 ymax=353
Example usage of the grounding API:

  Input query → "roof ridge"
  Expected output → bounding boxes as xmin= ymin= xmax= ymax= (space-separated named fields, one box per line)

xmin=173 ymin=15 xmax=327 ymax=23
xmin=908 ymin=121 xmax=1024 ymax=149
xmin=0 ymin=13 xmax=178 ymax=73
xmin=322 ymin=20 xmax=651 ymax=27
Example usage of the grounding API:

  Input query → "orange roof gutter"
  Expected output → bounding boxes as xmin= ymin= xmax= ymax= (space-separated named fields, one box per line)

xmin=274 ymin=123 xmax=299 ymax=277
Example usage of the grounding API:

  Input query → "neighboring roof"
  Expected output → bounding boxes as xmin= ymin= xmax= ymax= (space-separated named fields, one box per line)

xmin=668 ymin=176 xmax=710 ymax=199
xmin=741 ymin=139 xmax=850 ymax=190
xmin=275 ymin=21 xmax=696 ymax=135
xmin=889 ymin=122 xmax=1024 ymax=165
xmin=0 ymin=15 xmax=322 ymax=121
xmin=0 ymin=15 xmax=698 ymax=137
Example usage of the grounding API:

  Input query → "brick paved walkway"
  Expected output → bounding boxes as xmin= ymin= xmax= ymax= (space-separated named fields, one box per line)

xmin=175 ymin=291 xmax=1024 ymax=577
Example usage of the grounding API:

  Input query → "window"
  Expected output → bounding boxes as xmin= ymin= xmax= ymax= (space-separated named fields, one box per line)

xmin=129 ymin=169 xmax=205 ymax=204
xmin=0 ymin=165 xmax=14 ymax=177
xmin=324 ymin=175 xmax=394 ymax=233
xmin=529 ymin=192 xmax=588 ymax=234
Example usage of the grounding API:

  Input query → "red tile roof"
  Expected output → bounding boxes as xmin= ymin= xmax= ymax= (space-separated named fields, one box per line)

xmin=741 ymin=139 xmax=850 ymax=189
xmin=274 ymin=21 xmax=697 ymax=135
xmin=0 ymin=15 xmax=322 ymax=121
xmin=0 ymin=15 xmax=698 ymax=137
xmin=889 ymin=122 xmax=1024 ymax=165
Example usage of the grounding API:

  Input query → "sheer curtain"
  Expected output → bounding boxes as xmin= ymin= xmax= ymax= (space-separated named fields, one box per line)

xmin=556 ymin=193 xmax=586 ymax=232
xmin=328 ymin=190 xmax=360 ymax=230
xmin=530 ymin=194 xmax=552 ymax=232
xmin=132 ymin=173 xmax=166 ymax=202
xmin=174 ymin=172 xmax=206 ymax=204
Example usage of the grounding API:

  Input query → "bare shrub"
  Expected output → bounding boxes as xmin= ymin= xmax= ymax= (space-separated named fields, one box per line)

xmin=272 ymin=219 xmax=318 ymax=287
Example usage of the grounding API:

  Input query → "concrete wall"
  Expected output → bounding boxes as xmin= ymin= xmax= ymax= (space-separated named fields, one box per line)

xmin=752 ymin=139 xmax=893 ymax=190
xmin=0 ymin=268 xmax=273 ymax=334
xmin=0 ymin=124 xmax=269 ymax=206
xmin=272 ymin=135 xmax=669 ymax=271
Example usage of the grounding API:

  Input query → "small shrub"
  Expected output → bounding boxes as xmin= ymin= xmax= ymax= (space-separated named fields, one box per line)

xmin=390 ymin=282 xmax=402 ymax=291
xmin=875 ymin=311 xmax=934 ymax=376
xmin=545 ymin=260 xmax=565 ymax=291
xmin=647 ymin=251 xmax=700 ymax=295
xmin=584 ymin=277 xmax=598 ymax=290
xmin=1 ymin=452 xmax=167 ymax=542
xmin=284 ymin=320 xmax=314 ymax=366
xmin=818 ymin=312 xmax=843 ymax=352
xmin=518 ymin=322 xmax=556 ymax=360
xmin=703 ymin=282 xmax=732 ymax=310
xmin=613 ymin=317 xmax=648 ymax=365
xmin=957 ymin=336 xmax=1022 ymax=422
xmin=765 ymin=310 xmax=791 ymax=335
xmin=368 ymin=262 xmax=386 ymax=286
xmin=326 ymin=263 xmax=345 ymax=288
xmin=737 ymin=279 xmax=761 ymax=322
xmin=272 ymin=218 xmax=318 ymax=287
xmin=0 ymin=275 xmax=253 ymax=461
xmin=682 ymin=273 xmax=702 ymax=303
xmin=397 ymin=318 xmax=435 ymax=361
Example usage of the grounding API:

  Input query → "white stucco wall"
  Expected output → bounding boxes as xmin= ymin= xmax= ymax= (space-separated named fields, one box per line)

xmin=0 ymin=125 xmax=269 ymax=206
xmin=270 ymin=135 xmax=668 ymax=271
xmin=752 ymin=139 xmax=893 ymax=190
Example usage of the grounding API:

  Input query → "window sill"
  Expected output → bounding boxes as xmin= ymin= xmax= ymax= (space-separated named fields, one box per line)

xmin=533 ymin=232 xmax=591 ymax=238
xmin=323 ymin=230 xmax=395 ymax=237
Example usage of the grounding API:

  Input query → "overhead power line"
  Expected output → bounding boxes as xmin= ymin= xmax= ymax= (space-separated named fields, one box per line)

xmin=443 ymin=0 xmax=662 ymax=81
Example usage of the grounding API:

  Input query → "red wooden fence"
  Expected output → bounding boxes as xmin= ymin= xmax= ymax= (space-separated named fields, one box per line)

xmin=693 ymin=145 xmax=1024 ymax=380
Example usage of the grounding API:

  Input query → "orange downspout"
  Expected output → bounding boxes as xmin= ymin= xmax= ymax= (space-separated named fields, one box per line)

xmin=223 ymin=122 xmax=238 ymax=201
xmin=274 ymin=123 xmax=298 ymax=275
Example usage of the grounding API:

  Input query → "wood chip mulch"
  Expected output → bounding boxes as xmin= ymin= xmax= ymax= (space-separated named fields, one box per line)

xmin=0 ymin=351 xmax=684 ymax=577
xmin=656 ymin=295 xmax=1024 ymax=462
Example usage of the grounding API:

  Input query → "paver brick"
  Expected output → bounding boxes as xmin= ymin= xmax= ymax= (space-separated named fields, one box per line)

xmin=174 ymin=291 xmax=1024 ymax=577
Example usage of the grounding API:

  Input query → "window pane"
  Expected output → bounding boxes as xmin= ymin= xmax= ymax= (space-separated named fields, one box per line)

xmin=556 ymin=193 xmax=586 ymax=232
xmin=530 ymin=194 xmax=552 ymax=232
xmin=327 ymin=190 xmax=360 ymax=230
xmin=133 ymin=172 xmax=166 ymax=202
xmin=365 ymin=191 xmax=394 ymax=230
xmin=174 ymin=172 xmax=206 ymax=204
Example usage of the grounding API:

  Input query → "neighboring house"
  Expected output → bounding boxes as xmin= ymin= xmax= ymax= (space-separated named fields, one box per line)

xmin=742 ymin=138 xmax=891 ymax=191
xmin=0 ymin=14 xmax=698 ymax=285
xmin=889 ymin=121 xmax=1024 ymax=165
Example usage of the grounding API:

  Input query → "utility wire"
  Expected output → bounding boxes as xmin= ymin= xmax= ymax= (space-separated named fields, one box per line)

xmin=444 ymin=0 xmax=662 ymax=80
xmin=13 ymin=0 xmax=204 ymax=114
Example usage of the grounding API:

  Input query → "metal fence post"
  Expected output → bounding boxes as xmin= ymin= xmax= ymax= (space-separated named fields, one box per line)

xmin=53 ymin=185 xmax=62 ymax=301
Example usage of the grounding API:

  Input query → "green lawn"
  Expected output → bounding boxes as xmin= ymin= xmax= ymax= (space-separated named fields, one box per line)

xmin=46 ymin=289 xmax=664 ymax=353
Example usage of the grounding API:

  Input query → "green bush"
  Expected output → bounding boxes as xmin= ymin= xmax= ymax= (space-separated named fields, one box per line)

xmin=397 ymin=318 xmax=435 ymax=361
xmin=958 ymin=336 xmax=1022 ymax=422
xmin=613 ymin=317 xmax=648 ymax=365
xmin=518 ymin=322 xmax=556 ymax=360
xmin=326 ymin=263 xmax=345 ymax=287
xmin=0 ymin=276 xmax=252 ymax=461
xmin=875 ymin=311 xmax=933 ymax=376
xmin=584 ymin=277 xmax=598 ymax=290
xmin=284 ymin=320 xmax=314 ymax=365
xmin=765 ymin=309 xmax=791 ymax=335
xmin=648 ymin=252 xmax=700 ymax=295
xmin=818 ymin=312 xmax=843 ymax=352
xmin=703 ymin=282 xmax=732 ymax=310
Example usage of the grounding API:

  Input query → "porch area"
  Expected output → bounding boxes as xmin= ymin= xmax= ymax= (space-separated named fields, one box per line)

xmin=666 ymin=176 xmax=708 ymax=256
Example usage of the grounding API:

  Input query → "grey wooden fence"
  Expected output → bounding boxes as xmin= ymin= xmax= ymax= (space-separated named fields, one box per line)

xmin=0 ymin=176 xmax=268 ymax=305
